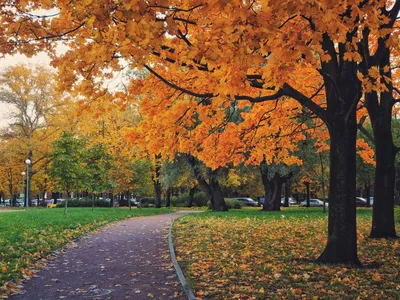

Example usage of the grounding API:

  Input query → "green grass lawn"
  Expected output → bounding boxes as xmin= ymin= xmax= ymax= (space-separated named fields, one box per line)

xmin=173 ymin=207 xmax=400 ymax=299
xmin=0 ymin=207 xmax=172 ymax=289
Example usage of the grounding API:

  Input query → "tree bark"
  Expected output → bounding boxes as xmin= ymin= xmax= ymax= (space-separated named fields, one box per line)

xmin=260 ymin=165 xmax=281 ymax=211
xmin=153 ymin=180 xmax=162 ymax=208
xmin=186 ymin=154 xmax=227 ymax=211
xmin=165 ymin=188 xmax=171 ymax=207
xmin=127 ymin=191 xmax=131 ymax=211
xmin=317 ymin=122 xmax=359 ymax=265
xmin=395 ymin=166 xmax=400 ymax=206
xmin=64 ymin=188 xmax=69 ymax=216
xmin=362 ymin=34 xmax=398 ymax=238
xmin=209 ymin=174 xmax=226 ymax=211
xmin=316 ymin=34 xmax=360 ymax=265
xmin=188 ymin=186 xmax=196 ymax=207
xmin=370 ymin=137 xmax=397 ymax=237
xmin=153 ymin=155 xmax=162 ymax=208
xmin=283 ymin=180 xmax=290 ymax=207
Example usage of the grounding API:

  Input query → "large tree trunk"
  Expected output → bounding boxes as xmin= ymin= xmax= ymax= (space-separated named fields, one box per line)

xmin=271 ymin=175 xmax=282 ymax=210
xmin=395 ymin=166 xmax=400 ymax=206
xmin=370 ymin=134 xmax=397 ymax=237
xmin=363 ymin=38 xmax=397 ymax=238
xmin=209 ymin=174 xmax=226 ymax=211
xmin=186 ymin=154 xmax=227 ymax=211
xmin=317 ymin=121 xmax=359 ymax=265
xmin=260 ymin=161 xmax=281 ymax=211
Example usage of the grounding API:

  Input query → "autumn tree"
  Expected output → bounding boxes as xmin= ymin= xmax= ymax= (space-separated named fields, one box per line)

xmin=6 ymin=0 xmax=400 ymax=264
xmin=0 ymin=64 xmax=64 ymax=204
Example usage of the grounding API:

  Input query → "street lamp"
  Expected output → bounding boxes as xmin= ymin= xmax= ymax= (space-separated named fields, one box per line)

xmin=25 ymin=159 xmax=31 ymax=212
xmin=21 ymin=172 xmax=26 ymax=206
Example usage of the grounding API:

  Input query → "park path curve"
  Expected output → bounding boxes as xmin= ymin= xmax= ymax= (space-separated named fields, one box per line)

xmin=11 ymin=211 xmax=199 ymax=300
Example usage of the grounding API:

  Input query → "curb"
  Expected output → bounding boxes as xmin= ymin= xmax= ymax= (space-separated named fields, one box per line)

xmin=168 ymin=217 xmax=196 ymax=300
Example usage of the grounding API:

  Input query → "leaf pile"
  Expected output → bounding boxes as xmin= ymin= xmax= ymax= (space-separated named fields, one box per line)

xmin=0 ymin=207 xmax=171 ymax=296
xmin=173 ymin=209 xmax=399 ymax=299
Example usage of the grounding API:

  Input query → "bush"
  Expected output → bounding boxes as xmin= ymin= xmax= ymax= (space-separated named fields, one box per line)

xmin=224 ymin=198 xmax=242 ymax=209
xmin=139 ymin=197 xmax=156 ymax=208
xmin=171 ymin=192 xmax=210 ymax=207
xmin=193 ymin=192 xmax=209 ymax=207
xmin=56 ymin=199 xmax=111 ymax=208
xmin=395 ymin=206 xmax=400 ymax=223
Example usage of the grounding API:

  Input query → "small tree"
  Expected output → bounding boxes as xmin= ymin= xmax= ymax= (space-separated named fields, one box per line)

xmin=84 ymin=142 xmax=113 ymax=212
xmin=48 ymin=131 xmax=85 ymax=216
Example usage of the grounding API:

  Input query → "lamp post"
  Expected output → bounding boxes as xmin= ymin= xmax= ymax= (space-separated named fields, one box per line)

xmin=21 ymin=172 xmax=26 ymax=206
xmin=25 ymin=159 xmax=31 ymax=212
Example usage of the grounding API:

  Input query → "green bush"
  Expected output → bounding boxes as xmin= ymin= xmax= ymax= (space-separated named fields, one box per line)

xmin=171 ymin=192 xmax=210 ymax=207
xmin=56 ymin=199 xmax=111 ymax=208
xmin=395 ymin=206 xmax=400 ymax=223
xmin=193 ymin=192 xmax=209 ymax=207
xmin=139 ymin=197 xmax=156 ymax=207
xmin=224 ymin=198 xmax=242 ymax=209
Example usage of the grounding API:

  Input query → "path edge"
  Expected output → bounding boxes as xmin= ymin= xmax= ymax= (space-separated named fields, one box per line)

xmin=168 ymin=216 xmax=196 ymax=300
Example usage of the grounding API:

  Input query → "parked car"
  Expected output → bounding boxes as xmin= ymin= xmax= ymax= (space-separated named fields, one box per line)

xmin=356 ymin=197 xmax=368 ymax=207
xmin=15 ymin=198 xmax=24 ymax=207
xmin=300 ymin=199 xmax=328 ymax=207
xmin=31 ymin=199 xmax=39 ymax=206
xmin=233 ymin=197 xmax=259 ymax=207
xmin=119 ymin=198 xmax=138 ymax=206
xmin=280 ymin=197 xmax=297 ymax=206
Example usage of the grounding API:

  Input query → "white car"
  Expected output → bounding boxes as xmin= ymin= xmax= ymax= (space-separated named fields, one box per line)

xmin=300 ymin=199 xmax=328 ymax=207
xmin=233 ymin=197 xmax=259 ymax=207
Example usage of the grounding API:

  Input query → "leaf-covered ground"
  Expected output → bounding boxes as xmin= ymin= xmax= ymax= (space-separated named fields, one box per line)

xmin=173 ymin=208 xmax=400 ymax=299
xmin=0 ymin=207 xmax=172 ymax=294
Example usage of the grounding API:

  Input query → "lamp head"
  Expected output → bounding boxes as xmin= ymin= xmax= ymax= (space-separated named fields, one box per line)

xmin=25 ymin=159 xmax=31 ymax=165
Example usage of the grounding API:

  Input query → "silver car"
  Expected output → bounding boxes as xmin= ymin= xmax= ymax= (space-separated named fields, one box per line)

xmin=300 ymin=199 xmax=328 ymax=207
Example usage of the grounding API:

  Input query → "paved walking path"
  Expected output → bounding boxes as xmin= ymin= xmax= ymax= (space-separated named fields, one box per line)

xmin=11 ymin=211 xmax=198 ymax=300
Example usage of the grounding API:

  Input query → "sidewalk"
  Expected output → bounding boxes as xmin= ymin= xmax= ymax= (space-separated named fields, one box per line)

xmin=10 ymin=212 xmax=196 ymax=300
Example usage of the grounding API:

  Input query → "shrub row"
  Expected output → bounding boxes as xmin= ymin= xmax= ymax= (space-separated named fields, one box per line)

xmin=171 ymin=192 xmax=209 ymax=207
xmin=56 ymin=199 xmax=112 ymax=208
xmin=395 ymin=206 xmax=400 ymax=223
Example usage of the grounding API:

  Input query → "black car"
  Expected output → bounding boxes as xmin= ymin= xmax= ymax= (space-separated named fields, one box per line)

xmin=356 ymin=197 xmax=368 ymax=207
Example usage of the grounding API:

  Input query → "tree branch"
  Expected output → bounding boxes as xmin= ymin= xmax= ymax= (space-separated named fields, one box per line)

xmin=357 ymin=115 xmax=375 ymax=145
xmin=144 ymin=65 xmax=215 ymax=98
